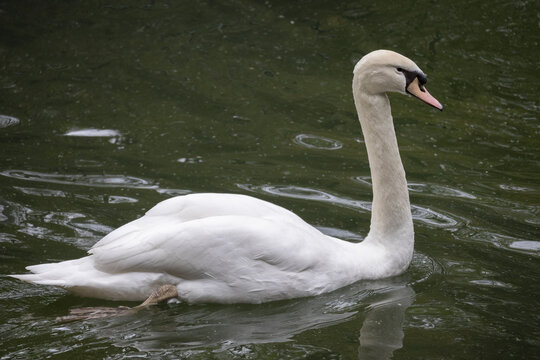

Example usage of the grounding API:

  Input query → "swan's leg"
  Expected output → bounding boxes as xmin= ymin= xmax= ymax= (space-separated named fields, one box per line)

xmin=133 ymin=284 xmax=178 ymax=309
xmin=57 ymin=284 xmax=179 ymax=323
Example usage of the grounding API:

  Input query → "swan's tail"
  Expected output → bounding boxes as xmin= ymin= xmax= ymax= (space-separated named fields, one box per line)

xmin=9 ymin=258 xmax=93 ymax=288
xmin=10 ymin=256 xmax=180 ymax=301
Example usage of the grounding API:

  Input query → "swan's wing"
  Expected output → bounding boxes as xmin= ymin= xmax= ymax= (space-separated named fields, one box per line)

xmin=89 ymin=214 xmax=330 ymax=279
xmin=144 ymin=193 xmax=300 ymax=219
xmin=92 ymin=193 xmax=306 ymax=249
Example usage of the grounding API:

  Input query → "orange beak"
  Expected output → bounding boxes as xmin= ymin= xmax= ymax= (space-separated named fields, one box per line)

xmin=406 ymin=77 xmax=443 ymax=111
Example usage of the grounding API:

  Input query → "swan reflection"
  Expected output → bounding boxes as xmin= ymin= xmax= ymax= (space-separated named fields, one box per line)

xmin=358 ymin=285 xmax=415 ymax=359
xmin=83 ymin=279 xmax=415 ymax=359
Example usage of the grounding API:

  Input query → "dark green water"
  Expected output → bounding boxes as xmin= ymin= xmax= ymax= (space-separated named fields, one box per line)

xmin=1 ymin=1 xmax=538 ymax=359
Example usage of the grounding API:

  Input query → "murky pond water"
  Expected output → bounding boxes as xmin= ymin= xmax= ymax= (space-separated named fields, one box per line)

xmin=1 ymin=1 xmax=538 ymax=359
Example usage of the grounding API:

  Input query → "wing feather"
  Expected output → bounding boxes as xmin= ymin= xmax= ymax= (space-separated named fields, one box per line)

xmin=90 ymin=214 xmax=330 ymax=280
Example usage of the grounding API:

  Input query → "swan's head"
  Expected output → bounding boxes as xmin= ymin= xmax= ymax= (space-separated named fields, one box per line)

xmin=353 ymin=50 xmax=443 ymax=110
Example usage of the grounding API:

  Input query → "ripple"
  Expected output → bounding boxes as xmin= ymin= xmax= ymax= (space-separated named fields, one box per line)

xmin=353 ymin=176 xmax=372 ymax=187
xmin=0 ymin=170 xmax=157 ymax=189
xmin=13 ymin=186 xmax=141 ymax=206
xmin=409 ymin=252 xmax=443 ymax=286
xmin=238 ymin=184 xmax=372 ymax=212
xmin=75 ymin=159 xmax=105 ymax=168
xmin=0 ymin=114 xmax=20 ymax=128
xmin=107 ymin=196 xmax=138 ymax=204
xmin=499 ymin=184 xmax=534 ymax=192
xmin=354 ymin=177 xmax=476 ymax=199
xmin=0 ymin=205 xmax=8 ymax=222
xmin=42 ymin=211 xmax=113 ymax=248
xmin=473 ymin=231 xmax=540 ymax=256
xmin=408 ymin=182 xmax=476 ymax=199
xmin=293 ymin=134 xmax=343 ymax=150
xmin=239 ymin=184 xmax=458 ymax=228
xmin=0 ymin=232 xmax=18 ymax=244
xmin=2 ymin=200 xmax=112 ymax=248
xmin=469 ymin=279 xmax=514 ymax=288
xmin=13 ymin=186 xmax=67 ymax=197
xmin=155 ymin=188 xmax=192 ymax=196
xmin=411 ymin=205 xmax=459 ymax=228
xmin=508 ymin=240 xmax=540 ymax=252
xmin=177 ymin=156 xmax=203 ymax=164
xmin=64 ymin=128 xmax=121 ymax=137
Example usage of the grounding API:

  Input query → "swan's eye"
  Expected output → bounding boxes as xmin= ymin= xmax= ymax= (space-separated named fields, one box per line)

xmin=396 ymin=67 xmax=404 ymax=73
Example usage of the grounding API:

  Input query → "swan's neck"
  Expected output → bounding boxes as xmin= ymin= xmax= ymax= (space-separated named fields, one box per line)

xmin=353 ymin=86 xmax=414 ymax=250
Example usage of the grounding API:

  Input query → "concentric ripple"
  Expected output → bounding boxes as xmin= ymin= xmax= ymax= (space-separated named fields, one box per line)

xmin=293 ymin=134 xmax=343 ymax=150
xmin=408 ymin=251 xmax=443 ymax=285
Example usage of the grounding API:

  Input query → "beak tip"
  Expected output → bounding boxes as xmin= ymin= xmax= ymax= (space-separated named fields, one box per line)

xmin=407 ymin=77 xmax=443 ymax=112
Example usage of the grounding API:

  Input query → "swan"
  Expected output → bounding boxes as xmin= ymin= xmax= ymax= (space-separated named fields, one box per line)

xmin=10 ymin=50 xmax=442 ymax=319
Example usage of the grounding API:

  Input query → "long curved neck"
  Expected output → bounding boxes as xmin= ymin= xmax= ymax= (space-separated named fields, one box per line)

xmin=353 ymin=83 xmax=414 ymax=247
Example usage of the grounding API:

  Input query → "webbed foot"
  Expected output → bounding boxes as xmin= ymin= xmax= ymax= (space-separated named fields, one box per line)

xmin=57 ymin=284 xmax=179 ymax=323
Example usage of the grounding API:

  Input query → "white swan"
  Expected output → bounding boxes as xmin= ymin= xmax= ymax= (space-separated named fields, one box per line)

xmin=11 ymin=50 xmax=442 ymax=311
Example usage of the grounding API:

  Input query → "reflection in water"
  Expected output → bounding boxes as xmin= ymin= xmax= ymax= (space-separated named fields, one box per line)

xmin=358 ymin=286 xmax=415 ymax=360
xmin=47 ymin=255 xmax=434 ymax=357
xmin=92 ymin=279 xmax=416 ymax=359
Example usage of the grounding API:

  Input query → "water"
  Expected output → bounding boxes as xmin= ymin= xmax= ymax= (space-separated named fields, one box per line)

xmin=0 ymin=0 xmax=538 ymax=358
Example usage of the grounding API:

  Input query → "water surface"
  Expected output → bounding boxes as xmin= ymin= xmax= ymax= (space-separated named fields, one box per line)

xmin=1 ymin=1 xmax=538 ymax=359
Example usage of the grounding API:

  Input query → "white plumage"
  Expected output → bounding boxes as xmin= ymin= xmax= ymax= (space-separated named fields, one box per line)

xmin=11 ymin=50 xmax=442 ymax=304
